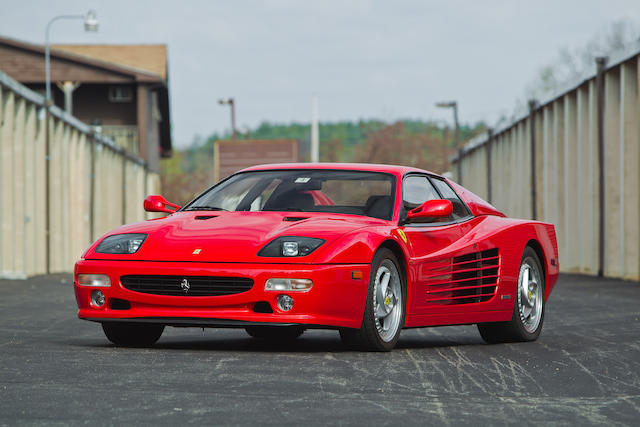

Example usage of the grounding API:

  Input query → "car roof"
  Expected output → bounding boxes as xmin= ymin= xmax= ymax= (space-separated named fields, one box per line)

xmin=240 ymin=162 xmax=440 ymax=177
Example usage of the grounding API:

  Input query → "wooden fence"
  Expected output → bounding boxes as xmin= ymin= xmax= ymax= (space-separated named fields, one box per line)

xmin=0 ymin=70 xmax=160 ymax=278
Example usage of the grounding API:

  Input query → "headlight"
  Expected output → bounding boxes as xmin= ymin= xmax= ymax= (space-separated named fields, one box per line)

xmin=257 ymin=236 xmax=325 ymax=257
xmin=95 ymin=233 xmax=147 ymax=254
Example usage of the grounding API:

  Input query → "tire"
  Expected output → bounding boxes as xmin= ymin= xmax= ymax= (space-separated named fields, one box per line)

xmin=101 ymin=322 xmax=165 ymax=347
xmin=340 ymin=248 xmax=406 ymax=351
xmin=245 ymin=325 xmax=304 ymax=341
xmin=478 ymin=246 xmax=545 ymax=344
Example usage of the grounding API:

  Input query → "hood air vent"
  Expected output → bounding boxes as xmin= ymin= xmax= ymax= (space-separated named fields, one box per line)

xmin=283 ymin=216 xmax=309 ymax=222
xmin=195 ymin=215 xmax=218 ymax=220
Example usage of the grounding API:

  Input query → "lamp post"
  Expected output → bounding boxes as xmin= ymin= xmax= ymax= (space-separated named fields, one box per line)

xmin=436 ymin=100 xmax=460 ymax=183
xmin=45 ymin=10 xmax=98 ymax=106
xmin=43 ymin=10 xmax=97 ymax=274
xmin=218 ymin=98 xmax=237 ymax=139
xmin=435 ymin=101 xmax=459 ymax=146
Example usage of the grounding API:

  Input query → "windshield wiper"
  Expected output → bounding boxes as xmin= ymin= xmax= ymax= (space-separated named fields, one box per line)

xmin=184 ymin=206 xmax=228 ymax=211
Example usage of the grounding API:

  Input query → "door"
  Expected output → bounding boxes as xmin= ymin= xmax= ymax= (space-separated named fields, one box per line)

xmin=399 ymin=175 xmax=464 ymax=316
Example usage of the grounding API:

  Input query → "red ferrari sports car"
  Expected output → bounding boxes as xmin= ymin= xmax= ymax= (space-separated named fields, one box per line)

xmin=74 ymin=163 xmax=559 ymax=351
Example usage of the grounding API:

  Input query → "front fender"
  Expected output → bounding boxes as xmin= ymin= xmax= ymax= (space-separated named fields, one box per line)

xmin=312 ymin=226 xmax=408 ymax=265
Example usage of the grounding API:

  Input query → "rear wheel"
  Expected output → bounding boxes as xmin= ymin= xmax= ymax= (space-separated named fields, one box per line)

xmin=101 ymin=322 xmax=164 ymax=347
xmin=340 ymin=248 xmax=406 ymax=351
xmin=478 ymin=246 xmax=545 ymax=344
xmin=245 ymin=325 xmax=304 ymax=341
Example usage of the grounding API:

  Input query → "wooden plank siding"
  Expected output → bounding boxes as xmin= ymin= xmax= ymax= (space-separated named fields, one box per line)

xmin=0 ymin=70 xmax=160 ymax=278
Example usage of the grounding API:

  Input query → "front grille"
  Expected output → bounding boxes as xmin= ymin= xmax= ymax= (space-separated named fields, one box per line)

xmin=422 ymin=248 xmax=500 ymax=305
xmin=120 ymin=275 xmax=254 ymax=297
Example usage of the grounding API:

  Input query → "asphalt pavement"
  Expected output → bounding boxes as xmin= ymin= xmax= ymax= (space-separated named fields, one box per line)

xmin=1 ymin=273 xmax=639 ymax=426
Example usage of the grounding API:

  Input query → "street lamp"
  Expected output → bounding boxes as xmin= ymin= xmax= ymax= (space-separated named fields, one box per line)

xmin=436 ymin=100 xmax=461 ymax=183
xmin=42 ymin=10 xmax=97 ymax=275
xmin=45 ymin=10 xmax=99 ymax=106
xmin=218 ymin=98 xmax=237 ymax=139
xmin=435 ymin=101 xmax=459 ymax=146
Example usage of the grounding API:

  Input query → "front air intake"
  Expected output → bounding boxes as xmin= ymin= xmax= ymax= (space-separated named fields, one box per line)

xmin=121 ymin=275 xmax=254 ymax=297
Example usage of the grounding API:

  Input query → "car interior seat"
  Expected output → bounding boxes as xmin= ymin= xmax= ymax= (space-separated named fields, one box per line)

xmin=365 ymin=195 xmax=393 ymax=220
xmin=263 ymin=190 xmax=315 ymax=211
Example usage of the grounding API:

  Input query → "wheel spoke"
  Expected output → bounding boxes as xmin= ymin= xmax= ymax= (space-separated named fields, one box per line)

xmin=520 ymin=267 xmax=534 ymax=308
xmin=380 ymin=272 xmax=390 ymax=295
xmin=520 ymin=286 xmax=532 ymax=308
xmin=375 ymin=280 xmax=386 ymax=310
xmin=375 ymin=305 xmax=390 ymax=319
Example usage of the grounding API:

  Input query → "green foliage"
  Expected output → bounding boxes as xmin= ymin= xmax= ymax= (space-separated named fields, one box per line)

xmin=161 ymin=119 xmax=487 ymax=203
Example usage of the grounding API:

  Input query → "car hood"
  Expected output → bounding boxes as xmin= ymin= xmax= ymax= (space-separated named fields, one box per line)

xmin=84 ymin=211 xmax=384 ymax=263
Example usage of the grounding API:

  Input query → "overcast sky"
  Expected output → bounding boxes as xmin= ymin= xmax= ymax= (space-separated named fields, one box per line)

xmin=1 ymin=0 xmax=639 ymax=148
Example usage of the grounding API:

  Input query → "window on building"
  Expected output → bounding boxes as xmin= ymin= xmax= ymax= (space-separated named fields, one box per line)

xmin=108 ymin=86 xmax=133 ymax=103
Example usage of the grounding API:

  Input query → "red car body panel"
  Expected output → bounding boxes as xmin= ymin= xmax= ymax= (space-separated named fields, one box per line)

xmin=74 ymin=163 xmax=559 ymax=330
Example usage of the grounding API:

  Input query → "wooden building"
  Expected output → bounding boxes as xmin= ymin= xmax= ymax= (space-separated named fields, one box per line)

xmin=213 ymin=139 xmax=299 ymax=182
xmin=0 ymin=36 xmax=172 ymax=172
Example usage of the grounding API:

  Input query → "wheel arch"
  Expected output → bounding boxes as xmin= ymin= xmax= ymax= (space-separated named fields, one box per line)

xmin=377 ymin=239 xmax=411 ymax=324
xmin=378 ymin=239 xmax=408 ymax=282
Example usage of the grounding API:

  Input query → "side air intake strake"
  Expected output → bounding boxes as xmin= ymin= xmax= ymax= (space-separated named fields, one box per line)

xmin=422 ymin=248 xmax=499 ymax=305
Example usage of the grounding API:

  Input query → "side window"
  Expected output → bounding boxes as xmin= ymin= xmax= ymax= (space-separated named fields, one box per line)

xmin=402 ymin=175 xmax=439 ymax=210
xmin=430 ymin=177 xmax=472 ymax=221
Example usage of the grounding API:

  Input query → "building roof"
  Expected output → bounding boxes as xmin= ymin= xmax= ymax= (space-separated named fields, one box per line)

xmin=0 ymin=35 xmax=165 ymax=83
xmin=0 ymin=35 xmax=172 ymax=159
xmin=53 ymin=44 xmax=168 ymax=79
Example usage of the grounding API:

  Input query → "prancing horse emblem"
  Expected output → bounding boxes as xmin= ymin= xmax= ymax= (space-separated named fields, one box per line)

xmin=180 ymin=278 xmax=190 ymax=293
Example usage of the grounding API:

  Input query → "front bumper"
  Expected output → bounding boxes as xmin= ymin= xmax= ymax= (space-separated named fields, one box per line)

xmin=74 ymin=260 xmax=370 ymax=329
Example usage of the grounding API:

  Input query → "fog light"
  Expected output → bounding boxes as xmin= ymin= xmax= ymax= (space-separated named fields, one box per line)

xmin=265 ymin=278 xmax=312 ymax=292
xmin=277 ymin=294 xmax=294 ymax=311
xmin=91 ymin=290 xmax=105 ymax=307
xmin=77 ymin=274 xmax=111 ymax=287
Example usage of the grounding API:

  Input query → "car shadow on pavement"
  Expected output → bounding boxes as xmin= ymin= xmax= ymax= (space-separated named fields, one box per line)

xmin=61 ymin=330 xmax=484 ymax=353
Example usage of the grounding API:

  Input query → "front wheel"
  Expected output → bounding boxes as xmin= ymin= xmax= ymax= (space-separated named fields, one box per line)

xmin=340 ymin=248 xmax=406 ymax=351
xmin=478 ymin=246 xmax=545 ymax=344
xmin=101 ymin=322 xmax=165 ymax=347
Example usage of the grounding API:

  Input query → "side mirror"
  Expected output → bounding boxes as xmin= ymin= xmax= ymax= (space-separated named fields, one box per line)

xmin=143 ymin=195 xmax=181 ymax=214
xmin=407 ymin=199 xmax=452 ymax=220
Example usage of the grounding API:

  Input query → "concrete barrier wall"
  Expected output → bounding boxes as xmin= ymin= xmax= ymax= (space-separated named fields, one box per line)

xmin=452 ymin=45 xmax=640 ymax=280
xmin=0 ymin=71 xmax=160 ymax=278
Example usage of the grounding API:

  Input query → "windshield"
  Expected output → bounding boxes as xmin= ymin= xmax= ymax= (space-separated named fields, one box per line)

xmin=183 ymin=170 xmax=396 ymax=220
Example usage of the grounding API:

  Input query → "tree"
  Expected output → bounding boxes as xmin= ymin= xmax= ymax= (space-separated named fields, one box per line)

xmin=524 ymin=19 xmax=639 ymax=103
xmin=353 ymin=122 xmax=451 ymax=173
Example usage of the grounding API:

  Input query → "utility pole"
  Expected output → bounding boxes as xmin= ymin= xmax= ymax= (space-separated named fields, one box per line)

xmin=311 ymin=95 xmax=319 ymax=162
